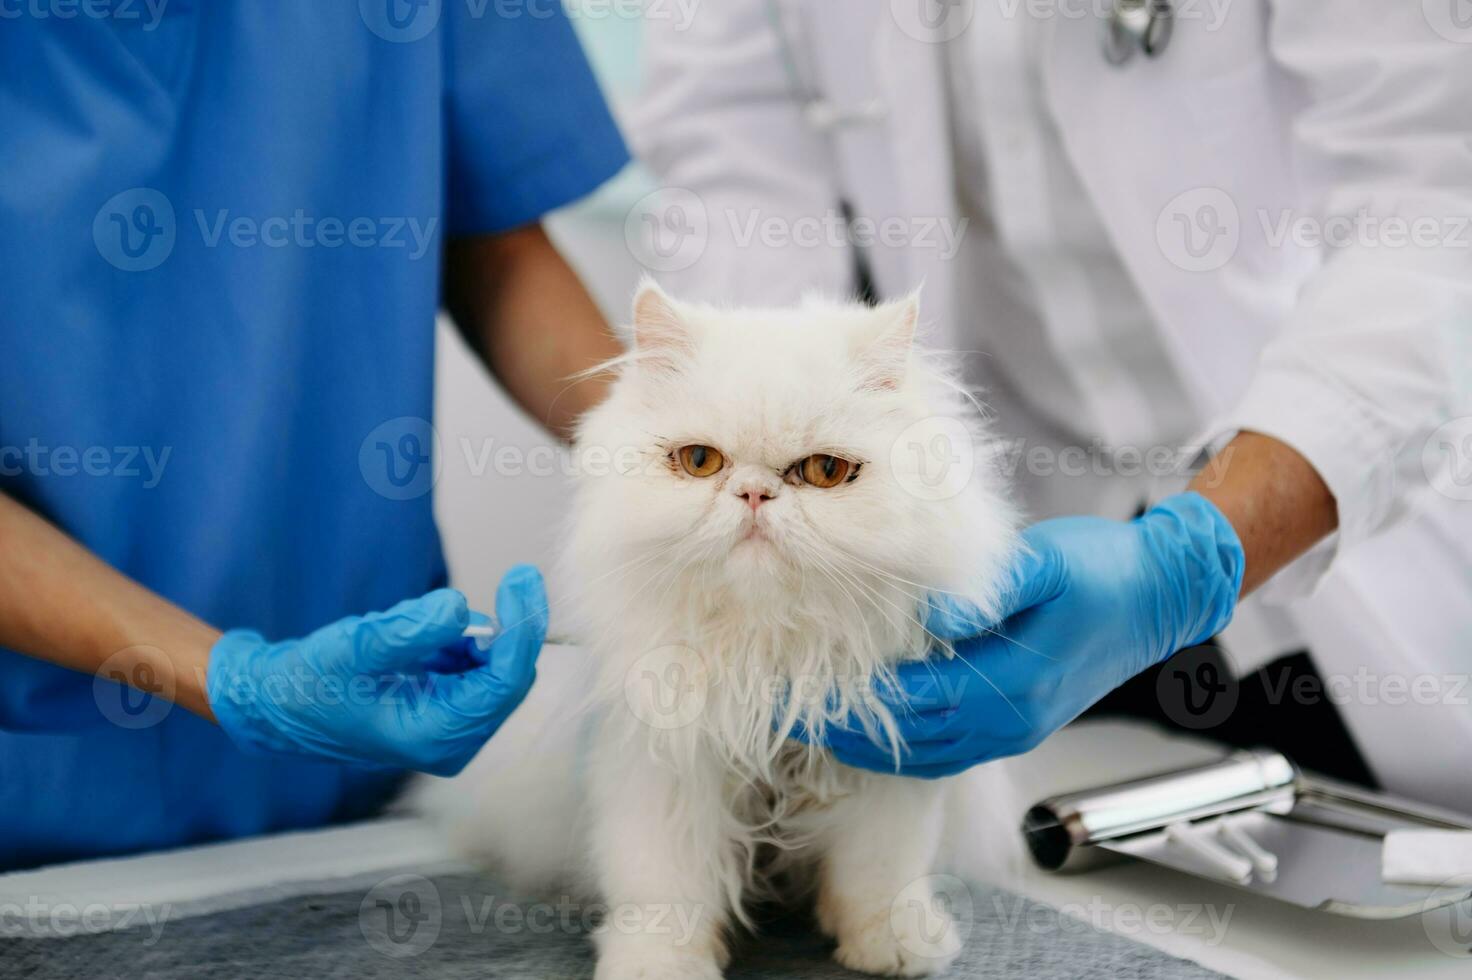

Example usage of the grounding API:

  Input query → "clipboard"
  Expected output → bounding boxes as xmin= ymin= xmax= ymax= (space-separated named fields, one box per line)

xmin=1024 ymin=749 xmax=1472 ymax=918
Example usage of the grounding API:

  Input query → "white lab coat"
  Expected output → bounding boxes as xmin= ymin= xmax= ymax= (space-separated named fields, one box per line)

xmin=629 ymin=1 xmax=1472 ymax=809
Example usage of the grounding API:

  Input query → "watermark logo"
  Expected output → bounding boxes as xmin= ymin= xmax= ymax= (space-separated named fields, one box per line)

xmin=623 ymin=644 xmax=709 ymax=730
xmin=360 ymin=874 xmax=443 ymax=958
xmin=93 ymin=645 xmax=175 ymax=730
xmin=1156 ymin=187 xmax=1240 ymax=273
xmin=890 ymin=416 xmax=976 ymax=501
xmin=1156 ymin=645 xmax=1238 ymax=730
xmin=94 ymin=188 xmax=175 ymax=272
xmin=624 ymin=187 xmax=709 ymax=273
xmin=1421 ymin=877 xmax=1472 ymax=958
xmin=0 ymin=0 xmax=170 ymax=30
xmin=890 ymin=874 xmax=972 ymax=960
xmin=891 ymin=0 xmax=975 ymax=42
xmin=1424 ymin=417 xmax=1472 ymax=501
xmin=1423 ymin=0 xmax=1472 ymax=43
xmin=359 ymin=416 xmax=441 ymax=501
xmin=96 ymin=189 xmax=438 ymax=270
xmin=359 ymin=0 xmax=441 ymax=41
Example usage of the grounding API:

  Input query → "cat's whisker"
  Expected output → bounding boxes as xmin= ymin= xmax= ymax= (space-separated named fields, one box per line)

xmin=649 ymin=535 xmax=722 ymax=618
xmin=565 ymin=534 xmax=686 ymax=598
xmin=825 ymin=555 xmax=929 ymax=619
xmin=949 ymin=651 xmax=1029 ymax=726
xmin=787 ymin=544 xmax=872 ymax=643
xmin=817 ymin=553 xmax=919 ymax=644
xmin=787 ymin=532 xmax=896 ymax=637
xmin=783 ymin=535 xmax=923 ymax=747
xmin=616 ymin=529 xmax=729 ymax=628
xmin=820 ymin=544 xmax=1058 ymax=663
xmin=817 ymin=541 xmax=954 ymax=599
xmin=554 ymin=506 xmax=711 ymax=611
xmin=819 ymin=542 xmax=1007 ymax=630
xmin=788 ymin=533 xmax=1044 ymax=742
xmin=792 ymin=532 xmax=927 ymax=642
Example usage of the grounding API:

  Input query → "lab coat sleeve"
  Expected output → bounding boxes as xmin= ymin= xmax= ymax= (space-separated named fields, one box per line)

xmin=1213 ymin=3 xmax=1472 ymax=595
xmin=629 ymin=2 xmax=853 ymax=303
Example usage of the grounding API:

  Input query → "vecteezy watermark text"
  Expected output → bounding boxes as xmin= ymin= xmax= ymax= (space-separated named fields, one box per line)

xmin=624 ymin=188 xmax=970 ymax=273
xmin=0 ymin=897 xmax=171 ymax=946
xmin=94 ymin=187 xmax=439 ymax=271
xmin=193 ymin=210 xmax=438 ymax=260
xmin=0 ymin=440 xmax=171 ymax=488
xmin=358 ymin=0 xmax=701 ymax=43
xmin=1156 ymin=188 xmax=1472 ymax=272
xmin=0 ymin=0 xmax=169 ymax=29
xmin=991 ymin=893 xmax=1236 ymax=946
xmin=358 ymin=875 xmax=706 ymax=959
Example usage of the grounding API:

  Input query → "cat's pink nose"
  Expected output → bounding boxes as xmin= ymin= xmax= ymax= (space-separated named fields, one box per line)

xmin=736 ymin=489 xmax=774 ymax=512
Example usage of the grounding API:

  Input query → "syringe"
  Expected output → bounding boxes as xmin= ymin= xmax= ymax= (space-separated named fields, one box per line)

xmin=463 ymin=619 xmax=570 ymax=647
xmin=462 ymin=621 xmax=502 ymax=650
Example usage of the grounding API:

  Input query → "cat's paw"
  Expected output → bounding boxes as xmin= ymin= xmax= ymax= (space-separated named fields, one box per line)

xmin=832 ymin=910 xmax=961 ymax=977
xmin=593 ymin=950 xmax=724 ymax=980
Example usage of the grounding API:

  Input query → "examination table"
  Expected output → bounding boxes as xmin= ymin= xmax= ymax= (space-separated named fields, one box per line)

xmin=1 ymin=722 xmax=1465 ymax=979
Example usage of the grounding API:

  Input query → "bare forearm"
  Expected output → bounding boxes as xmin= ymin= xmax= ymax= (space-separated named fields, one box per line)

xmin=1189 ymin=431 xmax=1339 ymax=596
xmin=445 ymin=224 xmax=623 ymax=439
xmin=0 ymin=493 xmax=219 ymax=720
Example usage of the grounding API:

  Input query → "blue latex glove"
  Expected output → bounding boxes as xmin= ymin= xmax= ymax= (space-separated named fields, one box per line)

xmin=207 ymin=565 xmax=548 ymax=776
xmin=807 ymin=492 xmax=1245 ymax=778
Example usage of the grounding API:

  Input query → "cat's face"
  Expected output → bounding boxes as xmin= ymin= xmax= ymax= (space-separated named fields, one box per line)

xmin=571 ymin=284 xmax=1012 ymax=621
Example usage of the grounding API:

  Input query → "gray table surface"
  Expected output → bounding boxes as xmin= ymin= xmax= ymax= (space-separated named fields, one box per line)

xmin=0 ymin=870 xmax=1227 ymax=980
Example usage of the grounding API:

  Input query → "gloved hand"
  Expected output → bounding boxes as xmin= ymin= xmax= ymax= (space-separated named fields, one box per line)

xmin=207 ymin=565 xmax=548 ymax=776
xmin=807 ymin=492 xmax=1244 ymax=778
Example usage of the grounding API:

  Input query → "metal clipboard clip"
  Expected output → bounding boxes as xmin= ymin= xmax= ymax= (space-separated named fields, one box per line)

xmin=1024 ymin=749 xmax=1472 ymax=918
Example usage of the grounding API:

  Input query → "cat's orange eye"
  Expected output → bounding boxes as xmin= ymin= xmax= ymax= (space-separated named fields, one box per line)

xmin=797 ymin=454 xmax=852 ymax=489
xmin=677 ymin=444 xmax=725 ymax=478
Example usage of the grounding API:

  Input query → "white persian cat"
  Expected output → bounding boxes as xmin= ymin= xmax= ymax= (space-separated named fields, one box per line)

xmin=411 ymin=283 xmax=1023 ymax=979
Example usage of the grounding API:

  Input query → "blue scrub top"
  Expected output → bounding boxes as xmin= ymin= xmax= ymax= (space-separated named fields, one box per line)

xmin=0 ymin=3 xmax=627 ymax=871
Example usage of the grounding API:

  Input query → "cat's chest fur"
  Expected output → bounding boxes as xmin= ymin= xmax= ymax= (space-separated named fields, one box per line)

xmin=723 ymin=740 xmax=864 ymax=881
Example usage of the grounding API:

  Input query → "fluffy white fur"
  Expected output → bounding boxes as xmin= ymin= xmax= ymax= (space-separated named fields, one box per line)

xmin=410 ymin=284 xmax=1023 ymax=978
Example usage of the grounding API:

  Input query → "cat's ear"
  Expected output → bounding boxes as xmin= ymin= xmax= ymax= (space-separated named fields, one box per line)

xmin=631 ymin=279 xmax=691 ymax=363
xmin=854 ymin=292 xmax=919 ymax=390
